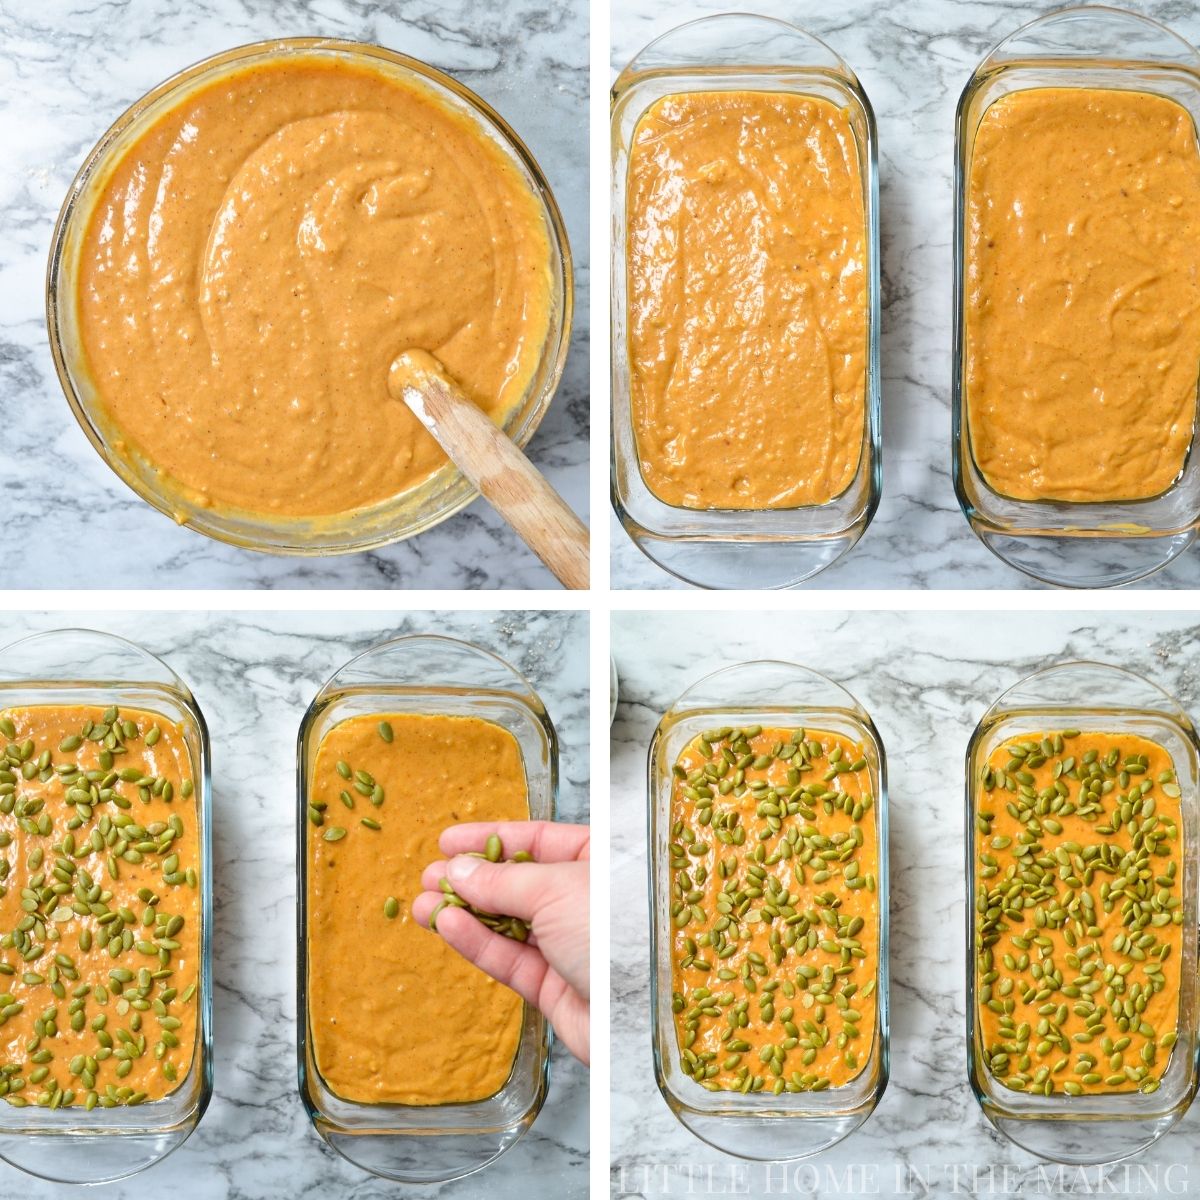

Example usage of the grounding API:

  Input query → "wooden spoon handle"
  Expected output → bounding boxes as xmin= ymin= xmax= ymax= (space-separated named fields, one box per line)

xmin=389 ymin=350 xmax=590 ymax=590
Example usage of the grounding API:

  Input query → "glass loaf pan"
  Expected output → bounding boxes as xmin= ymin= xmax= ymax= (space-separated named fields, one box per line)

xmin=0 ymin=629 xmax=212 ymax=1185
xmin=953 ymin=6 xmax=1200 ymax=588
xmin=296 ymin=634 xmax=554 ymax=1183
xmin=647 ymin=660 xmax=889 ymax=1159
xmin=611 ymin=14 xmax=881 ymax=590
xmin=965 ymin=661 xmax=1200 ymax=1163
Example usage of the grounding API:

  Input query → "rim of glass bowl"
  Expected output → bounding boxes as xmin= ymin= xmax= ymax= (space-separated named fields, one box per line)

xmin=46 ymin=37 xmax=573 ymax=557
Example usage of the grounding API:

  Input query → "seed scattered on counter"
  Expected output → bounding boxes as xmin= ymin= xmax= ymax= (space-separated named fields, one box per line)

xmin=975 ymin=731 xmax=1183 ymax=1097
xmin=669 ymin=725 xmax=880 ymax=1095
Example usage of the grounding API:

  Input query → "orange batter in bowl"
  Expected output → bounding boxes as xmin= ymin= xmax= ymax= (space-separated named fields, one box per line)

xmin=75 ymin=53 xmax=554 ymax=520
xmin=964 ymin=87 xmax=1200 ymax=503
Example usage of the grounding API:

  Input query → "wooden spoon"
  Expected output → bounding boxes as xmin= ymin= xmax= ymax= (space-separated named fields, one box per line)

xmin=388 ymin=350 xmax=590 ymax=590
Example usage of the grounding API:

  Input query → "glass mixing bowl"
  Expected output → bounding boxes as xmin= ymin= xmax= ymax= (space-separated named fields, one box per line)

xmin=47 ymin=38 xmax=573 ymax=556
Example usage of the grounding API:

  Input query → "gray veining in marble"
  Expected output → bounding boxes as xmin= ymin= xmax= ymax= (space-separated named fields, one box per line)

xmin=0 ymin=609 xmax=588 ymax=1198
xmin=0 ymin=0 xmax=587 ymax=589
xmin=611 ymin=610 xmax=1200 ymax=1197
xmin=610 ymin=0 xmax=1200 ymax=590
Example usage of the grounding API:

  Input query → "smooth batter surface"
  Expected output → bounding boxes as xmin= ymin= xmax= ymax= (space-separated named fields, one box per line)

xmin=0 ymin=705 xmax=200 ymax=1109
xmin=627 ymin=91 xmax=867 ymax=510
xmin=975 ymin=731 xmax=1183 ymax=1096
xmin=307 ymin=712 xmax=527 ymax=1105
xmin=77 ymin=55 xmax=553 ymax=519
xmin=669 ymin=725 xmax=878 ymax=1094
xmin=965 ymin=87 xmax=1200 ymax=502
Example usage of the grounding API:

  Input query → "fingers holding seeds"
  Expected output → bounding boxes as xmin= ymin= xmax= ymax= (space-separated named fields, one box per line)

xmin=419 ymin=829 xmax=549 ymax=942
xmin=437 ymin=820 xmax=589 ymax=863
xmin=424 ymin=902 xmax=550 ymax=1006
xmin=419 ymin=857 xmax=535 ymax=897
xmin=420 ymin=859 xmax=452 ymax=895
xmin=441 ymin=855 xmax=579 ymax=924
xmin=411 ymin=888 xmax=447 ymax=929
xmin=412 ymin=885 xmax=534 ymax=943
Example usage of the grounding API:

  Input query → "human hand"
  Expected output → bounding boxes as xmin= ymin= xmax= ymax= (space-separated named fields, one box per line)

xmin=412 ymin=821 xmax=589 ymax=1065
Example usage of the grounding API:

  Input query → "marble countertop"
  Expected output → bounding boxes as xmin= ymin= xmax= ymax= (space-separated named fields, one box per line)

xmin=609 ymin=0 xmax=1200 ymax=590
xmin=0 ymin=610 xmax=588 ymax=1198
xmin=611 ymin=611 xmax=1200 ymax=1197
xmin=0 ymin=0 xmax=588 ymax=589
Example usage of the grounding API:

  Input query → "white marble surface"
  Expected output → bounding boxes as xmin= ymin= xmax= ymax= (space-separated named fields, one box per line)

xmin=611 ymin=611 xmax=1200 ymax=1197
xmin=0 ymin=0 xmax=588 ymax=589
xmin=0 ymin=610 xmax=588 ymax=1198
xmin=609 ymin=0 xmax=1200 ymax=590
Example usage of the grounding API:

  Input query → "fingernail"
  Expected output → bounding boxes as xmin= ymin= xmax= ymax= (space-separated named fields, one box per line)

xmin=447 ymin=855 xmax=482 ymax=883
